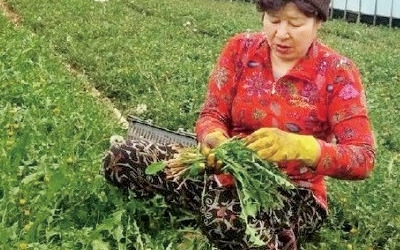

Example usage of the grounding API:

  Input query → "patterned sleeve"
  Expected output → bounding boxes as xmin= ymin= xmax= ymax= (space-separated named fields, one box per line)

xmin=195 ymin=34 xmax=244 ymax=141
xmin=314 ymin=57 xmax=376 ymax=180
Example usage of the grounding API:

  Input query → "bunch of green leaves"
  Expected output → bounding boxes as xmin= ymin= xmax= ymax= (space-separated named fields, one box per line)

xmin=147 ymin=138 xmax=294 ymax=246
xmin=213 ymin=138 xmax=295 ymax=245
xmin=215 ymin=138 xmax=295 ymax=210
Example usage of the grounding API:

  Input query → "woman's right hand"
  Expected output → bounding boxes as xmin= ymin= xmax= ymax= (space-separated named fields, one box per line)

xmin=199 ymin=131 xmax=228 ymax=170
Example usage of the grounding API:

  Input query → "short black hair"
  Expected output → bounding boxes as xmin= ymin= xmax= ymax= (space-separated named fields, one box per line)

xmin=255 ymin=0 xmax=325 ymax=21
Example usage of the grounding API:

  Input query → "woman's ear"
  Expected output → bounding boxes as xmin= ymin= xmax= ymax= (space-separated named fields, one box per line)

xmin=316 ymin=20 xmax=322 ymax=30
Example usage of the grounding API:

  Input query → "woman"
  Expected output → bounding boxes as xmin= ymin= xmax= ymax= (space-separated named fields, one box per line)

xmin=103 ymin=0 xmax=376 ymax=249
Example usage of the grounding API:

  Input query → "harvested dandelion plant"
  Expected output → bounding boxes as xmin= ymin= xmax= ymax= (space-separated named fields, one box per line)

xmin=146 ymin=138 xmax=295 ymax=245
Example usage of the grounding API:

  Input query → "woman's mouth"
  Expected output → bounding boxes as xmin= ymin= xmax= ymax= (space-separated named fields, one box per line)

xmin=275 ymin=44 xmax=291 ymax=54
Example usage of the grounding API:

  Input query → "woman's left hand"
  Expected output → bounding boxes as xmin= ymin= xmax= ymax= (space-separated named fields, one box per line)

xmin=245 ymin=127 xmax=321 ymax=167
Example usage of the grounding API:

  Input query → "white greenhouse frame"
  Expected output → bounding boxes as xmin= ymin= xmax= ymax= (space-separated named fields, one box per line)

xmin=330 ymin=0 xmax=400 ymax=27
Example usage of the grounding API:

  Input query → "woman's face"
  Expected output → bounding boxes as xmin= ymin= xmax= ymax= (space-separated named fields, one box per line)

xmin=262 ymin=2 xmax=321 ymax=62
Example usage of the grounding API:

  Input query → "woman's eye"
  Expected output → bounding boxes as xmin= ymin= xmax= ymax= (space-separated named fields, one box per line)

xmin=290 ymin=22 xmax=302 ymax=27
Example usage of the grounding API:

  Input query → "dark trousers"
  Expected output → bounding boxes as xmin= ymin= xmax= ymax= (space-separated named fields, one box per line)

xmin=102 ymin=139 xmax=327 ymax=250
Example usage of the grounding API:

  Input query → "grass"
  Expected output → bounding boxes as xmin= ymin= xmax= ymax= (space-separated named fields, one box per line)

xmin=1 ymin=0 xmax=399 ymax=249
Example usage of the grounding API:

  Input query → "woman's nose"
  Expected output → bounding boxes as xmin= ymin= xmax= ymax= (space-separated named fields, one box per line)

xmin=276 ymin=23 xmax=289 ymax=38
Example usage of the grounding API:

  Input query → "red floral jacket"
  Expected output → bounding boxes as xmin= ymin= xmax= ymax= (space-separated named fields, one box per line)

xmin=195 ymin=32 xmax=376 ymax=210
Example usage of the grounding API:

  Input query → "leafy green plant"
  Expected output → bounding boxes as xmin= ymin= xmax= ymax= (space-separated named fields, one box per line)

xmin=147 ymin=138 xmax=295 ymax=246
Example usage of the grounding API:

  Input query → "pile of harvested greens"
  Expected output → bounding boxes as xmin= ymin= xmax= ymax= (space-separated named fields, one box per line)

xmin=145 ymin=138 xmax=295 ymax=246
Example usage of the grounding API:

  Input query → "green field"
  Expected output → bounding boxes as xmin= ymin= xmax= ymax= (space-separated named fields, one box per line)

xmin=1 ymin=0 xmax=399 ymax=249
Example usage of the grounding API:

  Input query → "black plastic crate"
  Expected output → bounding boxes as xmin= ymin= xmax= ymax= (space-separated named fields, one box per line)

xmin=127 ymin=115 xmax=197 ymax=147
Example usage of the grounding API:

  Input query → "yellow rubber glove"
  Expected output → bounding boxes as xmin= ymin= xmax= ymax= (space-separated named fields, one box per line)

xmin=245 ymin=127 xmax=320 ymax=167
xmin=199 ymin=130 xmax=228 ymax=170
